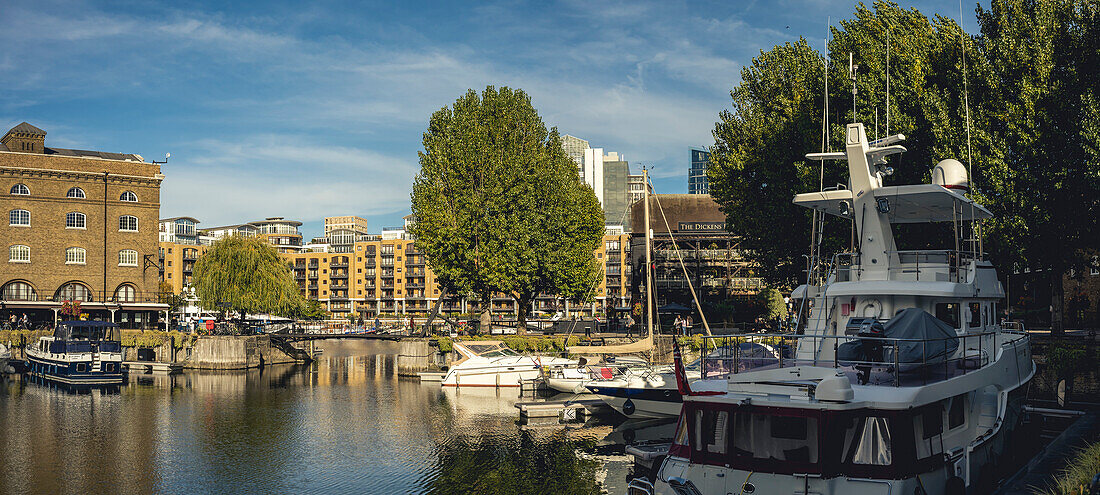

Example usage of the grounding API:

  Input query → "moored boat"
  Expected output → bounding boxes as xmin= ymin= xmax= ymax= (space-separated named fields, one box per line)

xmin=440 ymin=340 xmax=576 ymax=387
xmin=639 ymin=123 xmax=1034 ymax=495
xmin=25 ymin=321 xmax=124 ymax=386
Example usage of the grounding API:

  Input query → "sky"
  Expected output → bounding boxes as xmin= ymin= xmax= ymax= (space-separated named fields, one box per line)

xmin=0 ymin=0 xmax=985 ymax=240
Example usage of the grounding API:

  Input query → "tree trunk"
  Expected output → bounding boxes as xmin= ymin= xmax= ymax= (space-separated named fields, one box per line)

xmin=515 ymin=293 xmax=530 ymax=336
xmin=1052 ymin=267 xmax=1065 ymax=335
xmin=478 ymin=295 xmax=491 ymax=336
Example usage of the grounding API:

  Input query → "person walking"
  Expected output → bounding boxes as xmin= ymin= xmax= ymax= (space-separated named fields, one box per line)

xmin=625 ymin=313 xmax=635 ymax=338
xmin=673 ymin=315 xmax=683 ymax=336
xmin=374 ymin=317 xmax=381 ymax=333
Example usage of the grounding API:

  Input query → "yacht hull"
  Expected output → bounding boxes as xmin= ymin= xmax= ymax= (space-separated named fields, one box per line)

xmin=26 ymin=354 xmax=123 ymax=385
xmin=587 ymin=384 xmax=682 ymax=419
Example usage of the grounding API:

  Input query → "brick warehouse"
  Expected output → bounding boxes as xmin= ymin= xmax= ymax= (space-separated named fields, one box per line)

xmin=0 ymin=122 xmax=168 ymax=328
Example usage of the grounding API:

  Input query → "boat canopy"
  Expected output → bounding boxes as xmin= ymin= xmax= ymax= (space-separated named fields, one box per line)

xmin=837 ymin=308 xmax=959 ymax=365
xmin=793 ymin=184 xmax=991 ymax=223
xmin=54 ymin=321 xmax=121 ymax=342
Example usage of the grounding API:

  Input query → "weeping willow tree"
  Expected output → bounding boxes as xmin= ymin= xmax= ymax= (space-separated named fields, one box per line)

xmin=191 ymin=236 xmax=304 ymax=321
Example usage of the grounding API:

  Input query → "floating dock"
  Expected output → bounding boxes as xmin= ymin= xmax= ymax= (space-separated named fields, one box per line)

xmin=417 ymin=371 xmax=446 ymax=382
xmin=123 ymin=361 xmax=183 ymax=375
xmin=515 ymin=398 xmax=610 ymax=419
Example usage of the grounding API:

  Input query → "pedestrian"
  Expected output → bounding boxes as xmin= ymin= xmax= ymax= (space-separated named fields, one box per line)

xmin=408 ymin=315 xmax=415 ymax=334
xmin=673 ymin=315 xmax=683 ymax=336
xmin=374 ymin=317 xmax=380 ymax=333
xmin=20 ymin=313 xmax=29 ymax=329
xmin=685 ymin=315 xmax=693 ymax=335
xmin=625 ymin=314 xmax=635 ymax=337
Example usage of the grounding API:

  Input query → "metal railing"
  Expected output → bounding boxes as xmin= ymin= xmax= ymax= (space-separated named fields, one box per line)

xmin=699 ymin=329 xmax=1024 ymax=387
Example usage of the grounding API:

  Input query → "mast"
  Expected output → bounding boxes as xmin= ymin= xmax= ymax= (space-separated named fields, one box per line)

xmin=643 ymin=169 xmax=653 ymax=340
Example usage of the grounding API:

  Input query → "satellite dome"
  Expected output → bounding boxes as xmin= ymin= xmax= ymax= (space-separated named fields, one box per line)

xmin=932 ymin=159 xmax=969 ymax=192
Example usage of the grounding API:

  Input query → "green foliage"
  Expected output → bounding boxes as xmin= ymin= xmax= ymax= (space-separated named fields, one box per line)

xmin=0 ymin=329 xmax=50 ymax=346
xmin=977 ymin=0 xmax=1100 ymax=332
xmin=119 ymin=330 xmax=196 ymax=349
xmin=159 ymin=281 xmax=186 ymax=312
xmin=709 ymin=1 xmax=989 ymax=286
xmin=410 ymin=86 xmax=604 ymax=332
xmin=757 ymin=288 xmax=789 ymax=320
xmin=191 ymin=236 xmax=304 ymax=318
xmin=293 ymin=299 xmax=327 ymax=321
xmin=1034 ymin=441 xmax=1100 ymax=495
xmin=425 ymin=431 xmax=601 ymax=495
xmin=1045 ymin=344 xmax=1093 ymax=381
xmin=431 ymin=335 xmax=580 ymax=354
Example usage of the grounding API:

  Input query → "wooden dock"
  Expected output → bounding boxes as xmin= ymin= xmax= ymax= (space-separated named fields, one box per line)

xmin=515 ymin=398 xmax=610 ymax=419
xmin=123 ymin=361 xmax=183 ymax=375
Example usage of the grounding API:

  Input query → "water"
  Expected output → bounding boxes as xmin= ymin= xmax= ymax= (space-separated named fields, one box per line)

xmin=0 ymin=340 xmax=659 ymax=495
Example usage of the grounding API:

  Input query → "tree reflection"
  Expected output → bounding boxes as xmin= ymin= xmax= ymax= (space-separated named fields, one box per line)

xmin=425 ymin=430 xmax=601 ymax=495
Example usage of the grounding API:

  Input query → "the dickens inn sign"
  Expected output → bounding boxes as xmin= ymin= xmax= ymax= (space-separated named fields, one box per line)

xmin=677 ymin=222 xmax=726 ymax=232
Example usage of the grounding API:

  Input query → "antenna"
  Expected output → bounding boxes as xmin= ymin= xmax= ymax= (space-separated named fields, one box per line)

xmin=849 ymin=52 xmax=858 ymax=122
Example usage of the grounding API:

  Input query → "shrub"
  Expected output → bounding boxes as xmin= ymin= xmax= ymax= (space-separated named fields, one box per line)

xmin=1035 ymin=441 xmax=1100 ymax=495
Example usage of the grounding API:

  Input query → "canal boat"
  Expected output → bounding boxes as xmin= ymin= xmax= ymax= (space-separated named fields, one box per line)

xmin=25 ymin=320 xmax=124 ymax=385
xmin=440 ymin=340 xmax=576 ymax=387
xmin=639 ymin=123 xmax=1034 ymax=495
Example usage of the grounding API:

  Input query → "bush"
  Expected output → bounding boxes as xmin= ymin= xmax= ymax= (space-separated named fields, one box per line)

xmin=1035 ymin=441 xmax=1100 ymax=495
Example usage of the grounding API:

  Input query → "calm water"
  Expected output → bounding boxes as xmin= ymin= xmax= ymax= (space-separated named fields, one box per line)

xmin=0 ymin=340 xmax=662 ymax=495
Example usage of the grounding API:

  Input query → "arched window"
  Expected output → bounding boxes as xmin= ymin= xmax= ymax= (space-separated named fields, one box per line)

xmin=66 ymin=212 xmax=86 ymax=229
xmin=56 ymin=282 xmax=92 ymax=302
xmin=10 ymin=183 xmax=29 ymax=195
xmin=119 ymin=215 xmax=138 ymax=232
xmin=65 ymin=247 xmax=86 ymax=265
xmin=115 ymin=284 xmax=136 ymax=302
xmin=120 ymin=191 xmax=138 ymax=202
xmin=9 ymin=245 xmax=30 ymax=263
xmin=1 ymin=281 xmax=36 ymax=301
xmin=118 ymin=249 xmax=138 ymax=267
xmin=66 ymin=187 xmax=86 ymax=199
xmin=9 ymin=209 xmax=29 ymax=226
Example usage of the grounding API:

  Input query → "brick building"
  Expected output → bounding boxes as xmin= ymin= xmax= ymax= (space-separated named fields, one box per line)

xmin=1 ymin=122 xmax=168 ymax=328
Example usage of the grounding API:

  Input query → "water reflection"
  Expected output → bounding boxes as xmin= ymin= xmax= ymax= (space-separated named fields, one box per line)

xmin=0 ymin=340 xmax=641 ymax=495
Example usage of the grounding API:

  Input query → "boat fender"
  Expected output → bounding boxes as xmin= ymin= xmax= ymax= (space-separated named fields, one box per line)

xmin=623 ymin=399 xmax=636 ymax=415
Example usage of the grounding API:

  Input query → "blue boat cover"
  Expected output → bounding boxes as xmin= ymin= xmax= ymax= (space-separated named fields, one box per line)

xmin=837 ymin=308 xmax=959 ymax=364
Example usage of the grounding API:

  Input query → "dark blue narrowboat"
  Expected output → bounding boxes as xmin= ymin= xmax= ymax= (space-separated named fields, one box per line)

xmin=25 ymin=321 xmax=124 ymax=385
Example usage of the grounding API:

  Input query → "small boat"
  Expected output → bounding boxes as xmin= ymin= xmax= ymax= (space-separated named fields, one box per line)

xmin=586 ymin=364 xmax=700 ymax=419
xmin=25 ymin=321 xmax=124 ymax=385
xmin=0 ymin=343 xmax=11 ymax=373
xmin=440 ymin=340 xmax=575 ymax=387
xmin=544 ymin=356 xmax=650 ymax=394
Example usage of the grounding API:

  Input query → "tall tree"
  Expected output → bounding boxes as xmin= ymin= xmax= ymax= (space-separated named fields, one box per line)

xmin=411 ymin=86 xmax=604 ymax=334
xmin=709 ymin=1 xmax=986 ymax=287
xmin=977 ymin=0 xmax=1100 ymax=333
xmin=192 ymin=236 xmax=304 ymax=322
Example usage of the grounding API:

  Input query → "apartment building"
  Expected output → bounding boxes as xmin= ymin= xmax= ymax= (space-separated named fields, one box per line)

xmin=1 ymin=122 xmax=168 ymax=328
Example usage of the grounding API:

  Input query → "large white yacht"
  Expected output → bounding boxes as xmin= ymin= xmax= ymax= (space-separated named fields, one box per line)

xmin=637 ymin=123 xmax=1033 ymax=495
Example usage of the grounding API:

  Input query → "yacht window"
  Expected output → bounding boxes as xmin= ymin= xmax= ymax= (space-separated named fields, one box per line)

xmin=841 ymin=416 xmax=892 ymax=465
xmin=948 ymin=394 xmax=966 ymax=429
xmin=968 ymin=303 xmax=981 ymax=328
xmin=934 ymin=303 xmax=960 ymax=329
xmin=693 ymin=409 xmax=729 ymax=455
xmin=732 ymin=412 xmax=818 ymax=463
xmin=915 ymin=404 xmax=945 ymax=460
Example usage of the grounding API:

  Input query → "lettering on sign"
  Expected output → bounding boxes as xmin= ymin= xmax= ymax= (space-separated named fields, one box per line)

xmin=677 ymin=221 xmax=726 ymax=232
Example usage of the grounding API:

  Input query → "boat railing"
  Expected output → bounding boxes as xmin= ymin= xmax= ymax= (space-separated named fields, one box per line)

xmin=699 ymin=329 xmax=1024 ymax=387
xmin=885 ymin=250 xmax=984 ymax=283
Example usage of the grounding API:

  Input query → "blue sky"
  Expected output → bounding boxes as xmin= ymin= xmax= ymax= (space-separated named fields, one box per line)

xmin=0 ymin=0 xmax=984 ymax=239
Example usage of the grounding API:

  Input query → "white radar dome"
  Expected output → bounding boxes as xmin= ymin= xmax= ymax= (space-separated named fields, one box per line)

xmin=932 ymin=159 xmax=969 ymax=192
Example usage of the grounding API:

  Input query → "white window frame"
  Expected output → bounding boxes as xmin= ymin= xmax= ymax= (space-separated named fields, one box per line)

xmin=119 ymin=215 xmax=138 ymax=232
xmin=66 ymin=212 xmax=86 ymax=229
xmin=9 ymin=245 xmax=30 ymax=263
xmin=67 ymin=187 xmax=86 ymax=199
xmin=10 ymin=183 xmax=29 ymax=195
xmin=118 ymin=249 xmax=138 ymax=267
xmin=65 ymin=247 xmax=86 ymax=265
xmin=120 ymin=191 xmax=138 ymax=202
xmin=9 ymin=209 xmax=30 ymax=227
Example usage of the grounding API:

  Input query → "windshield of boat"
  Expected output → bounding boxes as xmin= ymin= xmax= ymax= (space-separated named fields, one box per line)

xmin=481 ymin=348 xmax=520 ymax=358
xmin=54 ymin=323 xmax=120 ymax=341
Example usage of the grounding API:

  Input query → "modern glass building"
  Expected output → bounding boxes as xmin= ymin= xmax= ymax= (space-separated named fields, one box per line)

xmin=688 ymin=148 xmax=711 ymax=195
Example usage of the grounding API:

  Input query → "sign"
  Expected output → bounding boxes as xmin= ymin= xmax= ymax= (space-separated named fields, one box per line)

xmin=677 ymin=221 xmax=726 ymax=232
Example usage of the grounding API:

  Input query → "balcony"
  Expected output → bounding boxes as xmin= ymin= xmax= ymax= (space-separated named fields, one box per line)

xmin=308 ymin=283 xmax=318 ymax=289
xmin=295 ymin=272 xmax=306 ymax=280
xmin=330 ymin=262 xmax=349 ymax=268
xmin=331 ymin=272 xmax=349 ymax=279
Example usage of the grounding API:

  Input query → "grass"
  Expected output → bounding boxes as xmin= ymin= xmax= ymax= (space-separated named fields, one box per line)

xmin=1035 ymin=441 xmax=1100 ymax=495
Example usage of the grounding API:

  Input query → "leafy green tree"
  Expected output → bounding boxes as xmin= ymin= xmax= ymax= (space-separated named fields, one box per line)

xmin=977 ymin=0 xmax=1100 ymax=333
xmin=292 ymin=299 xmax=327 ymax=321
xmin=158 ymin=281 xmax=186 ymax=314
xmin=191 ymin=236 xmax=304 ymax=322
xmin=757 ymin=288 xmax=789 ymax=322
xmin=411 ymin=86 xmax=604 ymax=334
xmin=709 ymin=1 xmax=987 ymax=287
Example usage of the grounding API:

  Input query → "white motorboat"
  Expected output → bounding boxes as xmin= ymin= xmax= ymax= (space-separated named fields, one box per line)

xmin=543 ymin=356 xmax=651 ymax=394
xmin=440 ymin=340 xmax=575 ymax=387
xmin=637 ymin=123 xmax=1034 ymax=495
xmin=585 ymin=362 xmax=702 ymax=419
